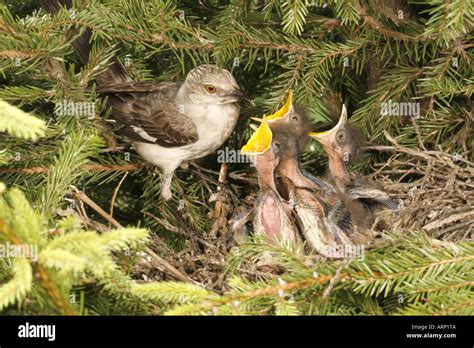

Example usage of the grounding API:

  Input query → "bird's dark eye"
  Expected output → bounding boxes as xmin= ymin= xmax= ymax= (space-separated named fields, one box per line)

xmin=292 ymin=114 xmax=298 ymax=121
xmin=273 ymin=142 xmax=281 ymax=154
xmin=336 ymin=130 xmax=347 ymax=144
xmin=204 ymin=84 xmax=217 ymax=93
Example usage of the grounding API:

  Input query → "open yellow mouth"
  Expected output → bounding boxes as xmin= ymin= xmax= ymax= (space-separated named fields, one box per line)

xmin=241 ymin=116 xmax=273 ymax=155
xmin=266 ymin=90 xmax=293 ymax=121
xmin=309 ymin=104 xmax=348 ymax=140
xmin=308 ymin=131 xmax=329 ymax=139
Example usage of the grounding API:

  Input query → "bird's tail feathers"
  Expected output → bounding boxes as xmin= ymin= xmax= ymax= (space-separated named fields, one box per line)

xmin=39 ymin=0 xmax=130 ymax=85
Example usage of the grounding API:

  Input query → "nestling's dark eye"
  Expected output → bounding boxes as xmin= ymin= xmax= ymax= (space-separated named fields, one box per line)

xmin=273 ymin=141 xmax=281 ymax=154
xmin=336 ymin=129 xmax=347 ymax=144
xmin=204 ymin=84 xmax=217 ymax=93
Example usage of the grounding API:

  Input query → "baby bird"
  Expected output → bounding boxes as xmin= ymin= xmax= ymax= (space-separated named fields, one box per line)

xmin=308 ymin=105 xmax=398 ymax=213
xmin=241 ymin=118 xmax=301 ymax=250
xmin=251 ymin=92 xmax=354 ymax=234
xmin=252 ymin=94 xmax=354 ymax=257
xmin=272 ymin=130 xmax=354 ymax=258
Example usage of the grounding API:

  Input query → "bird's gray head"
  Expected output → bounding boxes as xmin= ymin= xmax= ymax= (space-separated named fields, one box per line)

xmin=182 ymin=64 xmax=251 ymax=105
xmin=308 ymin=105 xmax=364 ymax=163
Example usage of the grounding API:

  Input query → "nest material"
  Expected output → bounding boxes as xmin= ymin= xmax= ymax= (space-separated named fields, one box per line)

xmin=136 ymin=132 xmax=473 ymax=290
xmin=367 ymin=132 xmax=474 ymax=241
xmin=135 ymin=189 xmax=278 ymax=291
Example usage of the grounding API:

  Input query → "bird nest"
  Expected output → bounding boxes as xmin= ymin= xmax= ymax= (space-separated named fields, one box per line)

xmin=367 ymin=131 xmax=473 ymax=242
xmin=134 ymin=132 xmax=473 ymax=291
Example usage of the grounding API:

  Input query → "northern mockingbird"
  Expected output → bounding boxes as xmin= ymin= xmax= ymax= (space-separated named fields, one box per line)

xmin=40 ymin=0 xmax=251 ymax=200
xmin=101 ymin=65 xmax=251 ymax=200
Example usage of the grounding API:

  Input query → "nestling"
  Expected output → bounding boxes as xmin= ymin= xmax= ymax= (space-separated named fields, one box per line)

xmin=241 ymin=117 xmax=301 ymax=249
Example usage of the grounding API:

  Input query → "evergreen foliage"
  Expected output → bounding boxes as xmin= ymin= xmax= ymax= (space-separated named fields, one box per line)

xmin=0 ymin=0 xmax=472 ymax=315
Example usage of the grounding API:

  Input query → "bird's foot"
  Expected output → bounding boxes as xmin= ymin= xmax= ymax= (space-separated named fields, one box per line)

xmin=161 ymin=186 xmax=172 ymax=201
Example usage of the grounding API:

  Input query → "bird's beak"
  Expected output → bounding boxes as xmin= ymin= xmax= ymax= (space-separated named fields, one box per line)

xmin=231 ymin=89 xmax=255 ymax=105
xmin=249 ymin=91 xmax=294 ymax=124
xmin=308 ymin=104 xmax=348 ymax=144
xmin=241 ymin=116 xmax=272 ymax=155
xmin=308 ymin=130 xmax=330 ymax=142
xmin=266 ymin=90 xmax=293 ymax=121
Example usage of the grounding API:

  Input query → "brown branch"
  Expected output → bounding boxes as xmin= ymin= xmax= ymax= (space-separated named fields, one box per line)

xmin=322 ymin=257 xmax=353 ymax=299
xmin=435 ymin=299 xmax=474 ymax=316
xmin=0 ymin=163 xmax=140 ymax=174
xmin=189 ymin=274 xmax=342 ymax=313
xmin=362 ymin=15 xmax=424 ymax=41
xmin=71 ymin=188 xmax=195 ymax=284
xmin=32 ymin=263 xmax=76 ymax=315
xmin=0 ymin=49 xmax=47 ymax=59
xmin=210 ymin=163 xmax=228 ymax=238
xmin=109 ymin=171 xmax=128 ymax=220
xmin=0 ymin=218 xmax=75 ymax=315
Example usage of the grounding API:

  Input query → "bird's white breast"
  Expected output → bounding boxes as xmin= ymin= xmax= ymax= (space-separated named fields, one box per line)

xmin=133 ymin=102 xmax=240 ymax=173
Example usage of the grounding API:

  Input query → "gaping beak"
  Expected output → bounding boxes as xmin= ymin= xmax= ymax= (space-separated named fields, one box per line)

xmin=308 ymin=104 xmax=348 ymax=144
xmin=231 ymin=89 xmax=255 ymax=105
xmin=249 ymin=91 xmax=294 ymax=124
xmin=267 ymin=90 xmax=293 ymax=121
xmin=241 ymin=116 xmax=273 ymax=155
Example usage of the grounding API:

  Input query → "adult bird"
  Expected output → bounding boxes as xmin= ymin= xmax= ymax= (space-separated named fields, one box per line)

xmin=40 ymin=0 xmax=252 ymax=200
xmin=240 ymin=117 xmax=301 ymax=250
xmin=101 ymin=65 xmax=251 ymax=200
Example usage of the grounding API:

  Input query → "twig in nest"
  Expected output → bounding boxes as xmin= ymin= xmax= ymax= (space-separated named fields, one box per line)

xmin=209 ymin=163 xmax=228 ymax=238
xmin=143 ymin=211 xmax=217 ymax=250
xmin=367 ymin=132 xmax=474 ymax=241
xmin=212 ymin=163 xmax=228 ymax=219
xmin=322 ymin=257 xmax=353 ymax=299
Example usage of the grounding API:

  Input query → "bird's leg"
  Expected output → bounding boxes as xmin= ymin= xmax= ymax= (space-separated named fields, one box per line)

xmin=209 ymin=163 xmax=229 ymax=238
xmin=160 ymin=170 xmax=176 ymax=201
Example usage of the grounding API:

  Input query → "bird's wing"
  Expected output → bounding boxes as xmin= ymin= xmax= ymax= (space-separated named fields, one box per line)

xmin=348 ymin=186 xmax=398 ymax=210
xmin=98 ymin=80 xmax=175 ymax=93
xmin=326 ymin=200 xmax=353 ymax=233
xmin=302 ymin=170 xmax=336 ymax=193
xmin=102 ymin=81 xmax=199 ymax=147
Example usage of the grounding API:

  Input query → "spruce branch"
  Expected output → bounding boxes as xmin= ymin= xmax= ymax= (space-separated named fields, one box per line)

xmin=0 ymin=163 xmax=140 ymax=174
xmin=71 ymin=188 xmax=194 ymax=284
xmin=0 ymin=100 xmax=46 ymax=140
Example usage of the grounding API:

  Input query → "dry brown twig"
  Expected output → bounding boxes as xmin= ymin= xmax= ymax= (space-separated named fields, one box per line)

xmin=71 ymin=187 xmax=195 ymax=284
xmin=367 ymin=132 xmax=474 ymax=241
